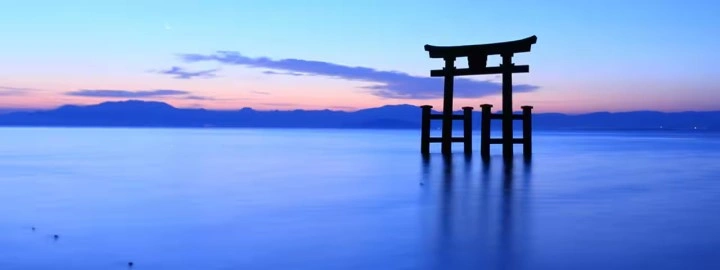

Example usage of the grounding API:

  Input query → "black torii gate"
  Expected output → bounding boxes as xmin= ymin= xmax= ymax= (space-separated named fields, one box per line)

xmin=420 ymin=35 xmax=537 ymax=159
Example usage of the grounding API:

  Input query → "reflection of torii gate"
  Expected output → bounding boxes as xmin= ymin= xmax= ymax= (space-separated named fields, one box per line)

xmin=420 ymin=36 xmax=537 ymax=160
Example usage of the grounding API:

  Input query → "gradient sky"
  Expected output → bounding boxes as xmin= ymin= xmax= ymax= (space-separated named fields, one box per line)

xmin=1 ymin=0 xmax=718 ymax=113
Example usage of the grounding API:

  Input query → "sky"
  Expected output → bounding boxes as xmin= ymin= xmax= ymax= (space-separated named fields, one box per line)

xmin=0 ymin=0 xmax=718 ymax=113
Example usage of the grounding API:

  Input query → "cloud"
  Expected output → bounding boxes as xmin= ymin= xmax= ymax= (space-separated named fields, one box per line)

xmin=0 ymin=86 xmax=40 ymax=96
xmin=184 ymin=95 xmax=215 ymax=100
xmin=250 ymin=90 xmax=271 ymax=95
xmin=262 ymin=70 xmax=306 ymax=76
xmin=328 ymin=105 xmax=358 ymax=111
xmin=65 ymin=89 xmax=221 ymax=102
xmin=260 ymin=102 xmax=303 ymax=107
xmin=178 ymin=51 xmax=540 ymax=99
xmin=156 ymin=66 xmax=219 ymax=79
xmin=66 ymin=89 xmax=190 ymax=98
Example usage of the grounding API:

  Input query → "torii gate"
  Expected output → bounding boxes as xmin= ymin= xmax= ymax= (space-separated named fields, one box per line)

xmin=420 ymin=35 xmax=538 ymax=159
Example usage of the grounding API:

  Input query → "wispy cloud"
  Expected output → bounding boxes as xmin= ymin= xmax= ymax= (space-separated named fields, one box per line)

xmin=250 ymin=90 xmax=271 ymax=95
xmin=66 ymin=89 xmax=190 ymax=98
xmin=156 ymin=66 xmax=219 ymax=79
xmin=178 ymin=51 xmax=540 ymax=99
xmin=0 ymin=86 xmax=41 ymax=96
xmin=328 ymin=105 xmax=358 ymax=111
xmin=260 ymin=102 xmax=303 ymax=107
xmin=184 ymin=95 xmax=215 ymax=100
xmin=65 ymin=89 xmax=219 ymax=101
xmin=262 ymin=70 xmax=306 ymax=76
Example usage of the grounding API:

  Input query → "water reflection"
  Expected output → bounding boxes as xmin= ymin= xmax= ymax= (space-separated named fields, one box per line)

xmin=421 ymin=154 xmax=532 ymax=270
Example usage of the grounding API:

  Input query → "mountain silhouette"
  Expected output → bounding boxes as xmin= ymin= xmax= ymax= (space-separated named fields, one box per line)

xmin=0 ymin=100 xmax=718 ymax=130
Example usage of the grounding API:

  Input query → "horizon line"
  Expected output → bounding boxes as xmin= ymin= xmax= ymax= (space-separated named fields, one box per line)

xmin=1 ymin=99 xmax=719 ymax=115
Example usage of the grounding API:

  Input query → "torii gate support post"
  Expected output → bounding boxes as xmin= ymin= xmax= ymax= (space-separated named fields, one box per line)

xmin=501 ymin=53 xmax=514 ymax=159
xmin=420 ymin=105 xmax=432 ymax=155
xmin=522 ymin=105 xmax=533 ymax=157
xmin=462 ymin=106 xmax=473 ymax=154
xmin=441 ymin=57 xmax=456 ymax=155
xmin=480 ymin=104 xmax=493 ymax=159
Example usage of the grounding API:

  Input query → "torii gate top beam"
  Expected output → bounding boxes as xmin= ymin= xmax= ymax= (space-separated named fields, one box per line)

xmin=424 ymin=35 xmax=537 ymax=77
xmin=424 ymin=35 xmax=537 ymax=59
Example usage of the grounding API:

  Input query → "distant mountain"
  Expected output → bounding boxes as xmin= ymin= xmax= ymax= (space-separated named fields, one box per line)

xmin=0 ymin=100 xmax=718 ymax=130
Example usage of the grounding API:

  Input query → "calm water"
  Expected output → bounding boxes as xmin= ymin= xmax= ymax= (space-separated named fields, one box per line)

xmin=1 ymin=128 xmax=719 ymax=270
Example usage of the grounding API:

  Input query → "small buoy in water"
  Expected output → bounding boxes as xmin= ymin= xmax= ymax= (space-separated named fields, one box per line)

xmin=128 ymin=261 xmax=134 ymax=268
xmin=31 ymin=227 xmax=35 ymax=231
xmin=53 ymin=234 xmax=59 ymax=240
xmin=419 ymin=182 xmax=424 ymax=186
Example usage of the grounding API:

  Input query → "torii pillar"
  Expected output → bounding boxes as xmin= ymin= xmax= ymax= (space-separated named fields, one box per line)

xmin=422 ymin=35 xmax=538 ymax=159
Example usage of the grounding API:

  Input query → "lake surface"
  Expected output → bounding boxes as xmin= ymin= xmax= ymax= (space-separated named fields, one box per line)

xmin=1 ymin=128 xmax=719 ymax=270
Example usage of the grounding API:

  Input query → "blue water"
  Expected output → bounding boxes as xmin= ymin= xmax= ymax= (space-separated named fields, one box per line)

xmin=0 ymin=128 xmax=719 ymax=269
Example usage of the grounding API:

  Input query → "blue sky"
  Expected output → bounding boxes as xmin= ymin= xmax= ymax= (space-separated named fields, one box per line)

xmin=1 ymin=0 xmax=718 ymax=112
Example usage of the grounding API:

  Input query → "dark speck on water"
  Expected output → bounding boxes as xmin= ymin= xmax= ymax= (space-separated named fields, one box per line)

xmin=1 ymin=128 xmax=719 ymax=270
